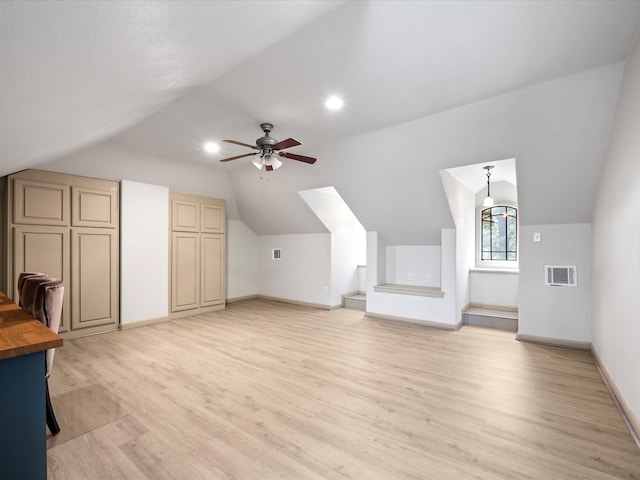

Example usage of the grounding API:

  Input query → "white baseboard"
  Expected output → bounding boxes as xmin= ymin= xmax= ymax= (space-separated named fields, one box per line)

xmin=170 ymin=304 xmax=225 ymax=319
xmin=591 ymin=348 xmax=640 ymax=450
xmin=257 ymin=295 xmax=337 ymax=311
xmin=226 ymin=294 xmax=258 ymax=304
xmin=515 ymin=333 xmax=591 ymax=350
xmin=365 ymin=312 xmax=463 ymax=331
xmin=119 ymin=316 xmax=170 ymax=331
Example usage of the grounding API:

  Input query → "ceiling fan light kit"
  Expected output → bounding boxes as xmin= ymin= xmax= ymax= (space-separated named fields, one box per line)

xmin=220 ymin=123 xmax=317 ymax=171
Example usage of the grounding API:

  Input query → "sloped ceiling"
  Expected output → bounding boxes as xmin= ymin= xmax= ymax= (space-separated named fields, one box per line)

xmin=0 ymin=0 xmax=342 ymax=173
xmin=3 ymin=1 xmax=640 ymax=244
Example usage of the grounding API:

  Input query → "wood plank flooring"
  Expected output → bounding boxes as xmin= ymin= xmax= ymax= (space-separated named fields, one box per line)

xmin=47 ymin=299 xmax=640 ymax=479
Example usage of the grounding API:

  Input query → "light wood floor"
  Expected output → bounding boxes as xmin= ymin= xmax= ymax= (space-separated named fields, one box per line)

xmin=47 ymin=299 xmax=640 ymax=479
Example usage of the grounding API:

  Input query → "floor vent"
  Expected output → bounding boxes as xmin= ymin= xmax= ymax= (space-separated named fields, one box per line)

xmin=545 ymin=265 xmax=577 ymax=287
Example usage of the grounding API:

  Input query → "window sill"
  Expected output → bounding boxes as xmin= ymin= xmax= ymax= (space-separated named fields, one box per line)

xmin=470 ymin=267 xmax=519 ymax=275
xmin=374 ymin=284 xmax=444 ymax=298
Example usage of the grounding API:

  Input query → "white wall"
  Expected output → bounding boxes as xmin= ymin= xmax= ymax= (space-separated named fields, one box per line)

xmin=120 ymin=180 xmax=169 ymax=324
xmin=386 ymin=245 xmax=441 ymax=288
xmin=331 ymin=229 xmax=365 ymax=305
xmin=38 ymin=140 xmax=240 ymax=218
xmin=367 ymin=229 xmax=458 ymax=327
xmin=357 ymin=265 xmax=366 ymax=292
xmin=518 ymin=223 xmax=591 ymax=342
xmin=592 ymin=37 xmax=640 ymax=426
xmin=374 ymin=233 xmax=388 ymax=287
xmin=258 ymin=233 xmax=331 ymax=307
xmin=227 ymin=219 xmax=259 ymax=300
xmin=441 ymin=170 xmax=475 ymax=319
xmin=469 ymin=271 xmax=518 ymax=309
xmin=298 ymin=187 xmax=366 ymax=306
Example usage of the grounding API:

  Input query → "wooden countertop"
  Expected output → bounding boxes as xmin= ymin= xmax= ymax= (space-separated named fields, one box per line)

xmin=0 ymin=291 xmax=63 ymax=360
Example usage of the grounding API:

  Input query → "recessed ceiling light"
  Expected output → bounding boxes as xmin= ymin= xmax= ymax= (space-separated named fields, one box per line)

xmin=325 ymin=95 xmax=344 ymax=111
xmin=203 ymin=142 xmax=220 ymax=154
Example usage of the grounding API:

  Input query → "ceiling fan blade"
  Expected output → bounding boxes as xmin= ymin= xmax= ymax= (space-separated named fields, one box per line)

xmin=280 ymin=152 xmax=317 ymax=164
xmin=272 ymin=138 xmax=301 ymax=151
xmin=223 ymin=139 xmax=259 ymax=149
xmin=219 ymin=153 xmax=257 ymax=162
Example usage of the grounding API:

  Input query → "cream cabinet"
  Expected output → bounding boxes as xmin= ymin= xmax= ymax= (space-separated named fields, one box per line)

xmin=3 ymin=170 xmax=119 ymax=338
xmin=13 ymin=226 xmax=71 ymax=332
xmin=170 ymin=192 xmax=225 ymax=316
xmin=13 ymin=179 xmax=69 ymax=226
xmin=171 ymin=232 xmax=200 ymax=312
xmin=71 ymin=228 xmax=118 ymax=331
xmin=200 ymin=234 xmax=224 ymax=307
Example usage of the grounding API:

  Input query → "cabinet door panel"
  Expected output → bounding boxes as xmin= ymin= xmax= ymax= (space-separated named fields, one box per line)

xmin=72 ymin=187 xmax=117 ymax=228
xmin=13 ymin=179 xmax=69 ymax=226
xmin=172 ymin=200 xmax=199 ymax=232
xmin=201 ymin=234 xmax=224 ymax=307
xmin=201 ymin=204 xmax=225 ymax=233
xmin=171 ymin=232 xmax=199 ymax=312
xmin=13 ymin=226 xmax=71 ymax=333
xmin=71 ymin=229 xmax=118 ymax=330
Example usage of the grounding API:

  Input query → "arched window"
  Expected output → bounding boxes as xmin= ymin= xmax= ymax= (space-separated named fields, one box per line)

xmin=481 ymin=206 xmax=517 ymax=261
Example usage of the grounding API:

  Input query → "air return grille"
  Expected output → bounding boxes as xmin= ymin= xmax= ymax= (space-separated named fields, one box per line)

xmin=272 ymin=248 xmax=282 ymax=260
xmin=544 ymin=265 xmax=577 ymax=287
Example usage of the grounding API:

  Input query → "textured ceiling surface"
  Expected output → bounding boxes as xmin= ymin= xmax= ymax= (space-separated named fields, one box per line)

xmin=3 ymin=1 xmax=640 ymax=243
xmin=0 ymin=0 xmax=342 ymax=173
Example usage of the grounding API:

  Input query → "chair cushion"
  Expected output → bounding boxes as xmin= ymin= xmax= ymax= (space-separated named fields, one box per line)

xmin=21 ymin=276 xmax=50 ymax=314
xmin=17 ymin=272 xmax=46 ymax=307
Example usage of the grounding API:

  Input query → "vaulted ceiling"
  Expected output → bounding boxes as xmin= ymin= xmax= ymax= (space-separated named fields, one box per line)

xmin=3 ymin=1 xmax=640 ymax=244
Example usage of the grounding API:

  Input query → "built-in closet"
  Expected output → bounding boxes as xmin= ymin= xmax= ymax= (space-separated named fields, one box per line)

xmin=2 ymin=169 xmax=119 ymax=338
xmin=169 ymin=191 xmax=225 ymax=317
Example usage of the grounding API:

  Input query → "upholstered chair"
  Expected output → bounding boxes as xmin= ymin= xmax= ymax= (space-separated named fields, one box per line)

xmin=20 ymin=275 xmax=64 ymax=435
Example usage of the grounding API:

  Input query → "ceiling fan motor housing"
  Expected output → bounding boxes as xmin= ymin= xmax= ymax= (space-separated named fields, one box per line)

xmin=257 ymin=123 xmax=277 ymax=149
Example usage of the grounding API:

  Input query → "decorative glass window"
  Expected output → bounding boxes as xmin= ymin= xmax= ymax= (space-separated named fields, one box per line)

xmin=481 ymin=206 xmax=517 ymax=261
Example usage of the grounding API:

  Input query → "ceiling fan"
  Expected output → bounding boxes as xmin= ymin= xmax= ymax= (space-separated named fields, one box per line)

xmin=219 ymin=123 xmax=317 ymax=171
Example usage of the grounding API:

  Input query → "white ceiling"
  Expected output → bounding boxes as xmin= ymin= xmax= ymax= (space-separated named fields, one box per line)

xmin=3 ymin=1 xmax=640 ymax=244
xmin=112 ymin=0 xmax=640 ymax=164
xmin=0 ymin=0 xmax=342 ymax=174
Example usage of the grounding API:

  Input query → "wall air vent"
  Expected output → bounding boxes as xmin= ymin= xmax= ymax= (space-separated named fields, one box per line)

xmin=544 ymin=265 xmax=577 ymax=287
xmin=272 ymin=248 xmax=282 ymax=260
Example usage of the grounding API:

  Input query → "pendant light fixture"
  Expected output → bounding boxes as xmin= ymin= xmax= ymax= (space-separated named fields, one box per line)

xmin=483 ymin=165 xmax=495 ymax=207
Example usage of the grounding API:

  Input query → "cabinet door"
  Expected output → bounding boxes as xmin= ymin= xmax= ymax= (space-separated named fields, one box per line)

xmin=72 ymin=186 xmax=118 ymax=228
xmin=171 ymin=200 xmax=199 ymax=232
xmin=13 ymin=226 xmax=71 ymax=333
xmin=13 ymin=179 xmax=69 ymax=226
xmin=171 ymin=232 xmax=200 ymax=312
xmin=201 ymin=234 xmax=224 ymax=307
xmin=71 ymin=229 xmax=119 ymax=330
xmin=201 ymin=204 xmax=225 ymax=233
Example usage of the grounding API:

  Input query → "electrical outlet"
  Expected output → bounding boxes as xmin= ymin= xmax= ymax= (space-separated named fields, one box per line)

xmin=408 ymin=273 xmax=413 ymax=281
xmin=323 ymin=286 xmax=328 ymax=294
xmin=425 ymin=274 xmax=432 ymax=282
xmin=533 ymin=232 xmax=541 ymax=242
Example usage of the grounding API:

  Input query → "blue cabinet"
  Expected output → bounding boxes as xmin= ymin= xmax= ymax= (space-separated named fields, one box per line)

xmin=0 ymin=352 xmax=46 ymax=480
